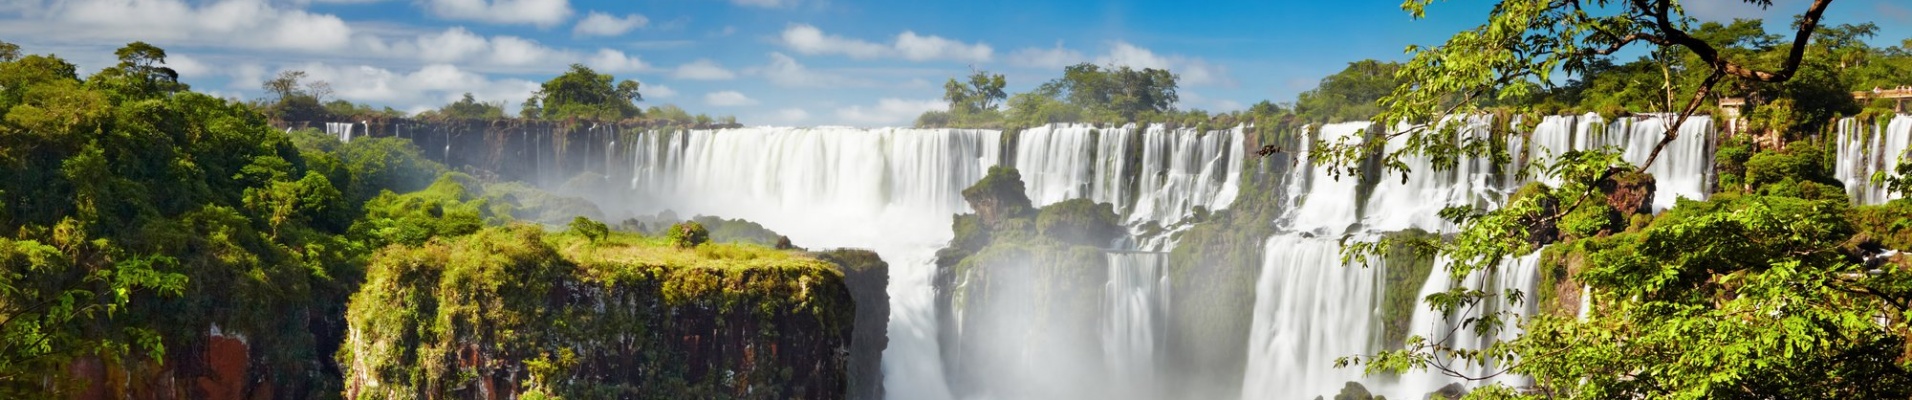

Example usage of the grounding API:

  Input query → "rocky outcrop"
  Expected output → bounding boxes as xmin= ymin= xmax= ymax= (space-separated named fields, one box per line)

xmin=814 ymin=249 xmax=890 ymax=400
xmin=342 ymin=225 xmax=859 ymax=399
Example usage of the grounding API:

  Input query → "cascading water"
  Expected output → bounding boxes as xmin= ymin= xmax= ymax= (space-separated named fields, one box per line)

xmin=1287 ymin=122 xmax=1371 ymax=235
xmin=326 ymin=122 xmax=355 ymax=143
xmin=1835 ymin=115 xmax=1912 ymax=205
xmin=1384 ymin=252 xmax=1543 ymax=398
xmin=1240 ymin=234 xmax=1385 ymax=399
xmin=1515 ymin=113 xmax=1716 ymax=210
xmin=1103 ymin=252 xmax=1170 ymax=399
xmin=614 ymin=124 xmax=1245 ymax=400
xmin=1365 ymin=116 xmax=1512 ymax=232
xmin=625 ymin=126 xmax=1003 ymax=400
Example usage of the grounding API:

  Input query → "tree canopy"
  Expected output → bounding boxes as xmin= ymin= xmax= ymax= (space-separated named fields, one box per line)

xmin=1326 ymin=1 xmax=1912 ymax=398
xmin=521 ymin=64 xmax=643 ymax=121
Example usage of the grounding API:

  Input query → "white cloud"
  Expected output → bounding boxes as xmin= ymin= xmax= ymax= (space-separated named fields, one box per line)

xmin=643 ymin=83 xmax=677 ymax=99
xmin=674 ymin=59 xmax=736 ymax=80
xmin=573 ymin=11 xmax=647 ymax=37
xmin=774 ymin=108 xmax=809 ymax=123
xmin=780 ymin=24 xmax=990 ymax=62
xmin=422 ymin=0 xmax=573 ymax=27
xmin=164 ymin=53 xmax=212 ymax=77
xmin=1009 ymin=43 xmax=1085 ymax=69
xmin=37 ymin=0 xmax=355 ymax=52
xmin=288 ymin=62 xmax=540 ymax=113
xmin=894 ymin=31 xmax=992 ymax=62
xmin=586 ymin=48 xmax=647 ymax=72
xmin=705 ymin=90 xmax=757 ymax=106
xmin=834 ymin=98 xmax=944 ymax=126
xmin=730 ymin=0 xmax=791 ymax=8
xmin=1093 ymin=41 xmax=1232 ymax=86
xmin=486 ymin=36 xmax=560 ymax=66
xmin=755 ymin=52 xmax=869 ymax=88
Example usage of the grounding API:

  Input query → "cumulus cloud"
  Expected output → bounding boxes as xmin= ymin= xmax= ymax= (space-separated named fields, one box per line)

xmin=355 ymin=27 xmax=575 ymax=70
xmin=754 ymin=52 xmax=870 ymax=88
xmin=422 ymin=0 xmax=573 ymax=27
xmin=705 ymin=90 xmax=757 ymax=106
xmin=586 ymin=48 xmax=647 ymax=72
xmin=780 ymin=24 xmax=990 ymax=62
xmin=642 ymin=83 xmax=677 ymax=99
xmin=1009 ymin=43 xmax=1085 ymax=69
xmin=774 ymin=108 xmax=810 ymax=123
xmin=834 ymin=98 xmax=944 ymax=126
xmin=1093 ymin=41 xmax=1232 ymax=86
xmin=573 ymin=11 xmax=647 ymax=37
xmin=163 ymin=53 xmax=213 ymax=77
xmin=287 ymin=62 xmax=540 ymax=113
xmin=674 ymin=59 xmax=736 ymax=80
xmin=30 ymin=0 xmax=355 ymax=52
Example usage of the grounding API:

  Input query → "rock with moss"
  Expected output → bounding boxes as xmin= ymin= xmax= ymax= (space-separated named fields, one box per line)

xmin=812 ymin=249 xmax=889 ymax=400
xmin=342 ymin=224 xmax=858 ymax=399
xmin=668 ymin=220 xmax=710 ymax=248
xmin=932 ymin=167 xmax=1122 ymax=398
xmin=961 ymin=166 xmax=1035 ymax=228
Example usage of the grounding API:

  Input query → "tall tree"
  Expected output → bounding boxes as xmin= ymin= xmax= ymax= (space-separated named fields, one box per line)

xmin=524 ymin=64 xmax=643 ymax=121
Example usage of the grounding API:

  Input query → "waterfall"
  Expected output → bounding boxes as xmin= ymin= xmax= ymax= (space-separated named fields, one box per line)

xmin=326 ymin=122 xmax=355 ymax=143
xmin=625 ymin=126 xmax=1005 ymax=400
xmin=1287 ymin=122 xmax=1370 ymax=235
xmin=1015 ymin=124 xmax=1099 ymax=206
xmin=1384 ymin=252 xmax=1543 ymax=398
xmin=1012 ymin=123 xmax=1247 ymax=225
xmin=1240 ymin=234 xmax=1385 ymax=400
xmin=1519 ymin=113 xmax=1716 ymax=210
xmin=1365 ymin=115 xmax=1510 ymax=232
xmin=1835 ymin=115 xmax=1912 ymax=205
xmin=1103 ymin=252 xmax=1170 ymax=399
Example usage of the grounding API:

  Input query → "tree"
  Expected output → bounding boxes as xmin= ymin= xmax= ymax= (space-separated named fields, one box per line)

xmin=1294 ymin=60 xmax=1400 ymax=122
xmin=259 ymin=70 xmax=329 ymax=120
xmin=427 ymin=93 xmax=506 ymax=120
xmin=524 ymin=64 xmax=642 ymax=121
xmin=1324 ymin=1 xmax=1912 ymax=398
xmin=1035 ymin=63 xmax=1179 ymax=120
xmin=944 ymin=69 xmax=1007 ymax=115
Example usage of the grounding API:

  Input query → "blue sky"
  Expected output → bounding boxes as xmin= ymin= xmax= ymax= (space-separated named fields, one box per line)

xmin=3 ymin=0 xmax=1909 ymax=126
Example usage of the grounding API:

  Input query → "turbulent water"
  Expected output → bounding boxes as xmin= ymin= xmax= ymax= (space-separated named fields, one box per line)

xmin=583 ymin=112 xmax=1773 ymax=399
xmin=1836 ymin=115 xmax=1912 ymax=205
xmin=1519 ymin=113 xmax=1717 ymax=211
xmin=617 ymin=124 xmax=1241 ymax=400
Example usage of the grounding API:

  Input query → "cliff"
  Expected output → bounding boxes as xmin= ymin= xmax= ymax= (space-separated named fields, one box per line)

xmin=339 ymin=224 xmax=864 ymax=399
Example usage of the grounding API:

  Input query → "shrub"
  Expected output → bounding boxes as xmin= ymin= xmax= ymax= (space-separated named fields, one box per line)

xmin=569 ymin=216 xmax=609 ymax=243
xmin=668 ymin=221 xmax=709 ymax=248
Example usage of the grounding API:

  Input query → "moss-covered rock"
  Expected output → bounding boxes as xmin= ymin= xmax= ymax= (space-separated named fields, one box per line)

xmin=962 ymin=166 xmax=1035 ymax=228
xmin=1035 ymin=198 xmax=1124 ymax=247
xmin=1379 ymin=229 xmax=1439 ymax=349
xmin=342 ymin=224 xmax=860 ymax=399
xmin=812 ymin=249 xmax=889 ymax=400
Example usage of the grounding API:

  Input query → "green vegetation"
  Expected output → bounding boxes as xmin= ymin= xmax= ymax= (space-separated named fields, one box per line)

xmin=343 ymin=225 xmax=854 ymax=399
xmin=0 ymin=41 xmax=861 ymax=398
xmin=667 ymin=221 xmax=710 ymax=248
xmin=1327 ymin=1 xmax=1912 ymax=398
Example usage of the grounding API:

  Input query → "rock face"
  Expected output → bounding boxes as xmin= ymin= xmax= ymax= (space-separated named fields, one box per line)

xmin=1600 ymin=169 xmax=1657 ymax=216
xmin=342 ymin=225 xmax=859 ymax=399
xmin=961 ymin=166 xmax=1036 ymax=228
xmin=814 ymin=249 xmax=891 ymax=400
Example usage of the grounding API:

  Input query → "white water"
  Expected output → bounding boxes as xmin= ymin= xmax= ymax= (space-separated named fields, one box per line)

xmin=1287 ymin=122 xmax=1371 ymax=235
xmin=1240 ymin=234 xmax=1385 ymax=399
xmin=626 ymin=126 xmax=1005 ymax=400
xmin=1014 ymin=123 xmax=1246 ymax=227
xmin=326 ymin=122 xmax=355 ymax=142
xmin=1835 ymin=115 xmax=1912 ymax=205
xmin=1385 ymin=252 xmax=1542 ymax=397
xmin=1519 ymin=113 xmax=1716 ymax=210
xmin=1242 ymin=113 xmax=1715 ymax=399
xmin=1103 ymin=252 xmax=1170 ymax=399
xmin=1365 ymin=116 xmax=1511 ymax=232
xmin=614 ymin=124 xmax=1249 ymax=400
